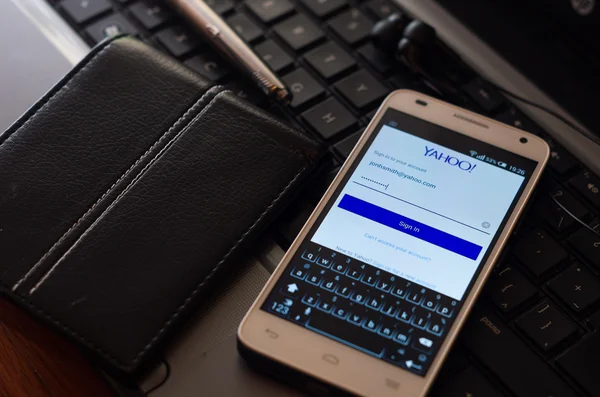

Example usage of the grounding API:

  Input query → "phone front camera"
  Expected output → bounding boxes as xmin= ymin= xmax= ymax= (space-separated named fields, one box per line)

xmin=520 ymin=137 xmax=528 ymax=144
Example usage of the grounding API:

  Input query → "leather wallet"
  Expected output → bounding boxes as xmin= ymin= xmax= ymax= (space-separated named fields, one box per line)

xmin=0 ymin=36 xmax=320 ymax=374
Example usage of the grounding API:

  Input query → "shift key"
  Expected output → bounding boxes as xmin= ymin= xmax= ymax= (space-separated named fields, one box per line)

xmin=462 ymin=307 xmax=576 ymax=397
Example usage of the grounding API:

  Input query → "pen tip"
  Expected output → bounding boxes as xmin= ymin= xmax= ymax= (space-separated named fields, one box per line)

xmin=273 ymin=88 xmax=293 ymax=105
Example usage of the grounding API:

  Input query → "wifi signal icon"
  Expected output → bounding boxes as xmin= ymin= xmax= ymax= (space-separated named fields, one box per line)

xmin=469 ymin=150 xmax=478 ymax=157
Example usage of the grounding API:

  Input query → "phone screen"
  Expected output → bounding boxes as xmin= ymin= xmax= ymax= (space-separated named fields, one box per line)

xmin=261 ymin=109 xmax=538 ymax=376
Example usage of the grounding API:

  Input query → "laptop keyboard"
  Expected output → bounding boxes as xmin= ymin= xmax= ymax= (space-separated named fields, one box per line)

xmin=47 ymin=0 xmax=600 ymax=395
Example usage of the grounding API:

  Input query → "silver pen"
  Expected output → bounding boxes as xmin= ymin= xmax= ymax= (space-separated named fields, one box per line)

xmin=168 ymin=0 xmax=292 ymax=104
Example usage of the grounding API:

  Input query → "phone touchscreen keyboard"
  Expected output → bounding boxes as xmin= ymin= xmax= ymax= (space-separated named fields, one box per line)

xmin=263 ymin=242 xmax=459 ymax=376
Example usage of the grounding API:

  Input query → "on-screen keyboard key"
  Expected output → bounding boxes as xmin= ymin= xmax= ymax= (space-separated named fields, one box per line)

xmin=304 ymin=42 xmax=356 ymax=80
xmin=462 ymin=307 xmax=577 ymax=397
xmin=301 ymin=98 xmax=357 ymax=140
xmin=227 ymin=13 xmax=263 ymax=43
xmin=335 ymin=278 xmax=354 ymax=297
xmin=548 ymin=265 xmax=600 ymax=312
xmin=328 ymin=8 xmax=373 ymax=46
xmin=411 ymin=307 xmax=431 ymax=329
xmin=301 ymin=0 xmax=347 ymax=18
xmin=321 ymin=274 xmax=339 ymax=291
xmin=129 ymin=0 xmax=173 ymax=31
xmin=291 ymin=264 xmax=311 ymax=280
xmin=273 ymin=14 xmax=324 ymax=51
xmin=436 ymin=296 xmax=457 ymax=318
xmin=307 ymin=268 xmax=327 ymax=285
xmin=316 ymin=293 xmax=336 ymax=312
xmin=155 ymin=26 xmax=199 ymax=58
xmin=426 ymin=316 xmax=446 ymax=336
xmin=488 ymin=266 xmax=537 ymax=313
xmin=366 ymin=294 xmax=385 ymax=310
xmin=462 ymin=78 xmax=504 ymax=113
xmin=61 ymin=0 xmax=112 ymax=24
xmin=281 ymin=68 xmax=325 ymax=110
xmin=514 ymin=228 xmax=568 ymax=277
xmin=567 ymin=219 xmax=600 ymax=269
xmin=334 ymin=69 xmax=388 ymax=110
xmin=85 ymin=13 xmax=139 ymax=43
xmin=332 ymin=299 xmax=350 ymax=319
xmin=357 ymin=43 xmax=393 ymax=75
xmin=375 ymin=273 xmax=394 ymax=292
xmin=184 ymin=52 xmax=231 ymax=82
xmin=516 ymin=300 xmax=578 ymax=351
xmin=254 ymin=39 xmax=293 ymax=72
xmin=246 ymin=0 xmax=295 ymax=24
xmin=391 ymin=280 xmax=410 ymax=299
xmin=331 ymin=256 xmax=351 ymax=274
xmin=407 ymin=287 xmax=426 ymax=305
xmin=570 ymin=170 xmax=600 ymax=209
xmin=557 ymin=332 xmax=600 ymax=397
xmin=380 ymin=299 xmax=399 ymax=317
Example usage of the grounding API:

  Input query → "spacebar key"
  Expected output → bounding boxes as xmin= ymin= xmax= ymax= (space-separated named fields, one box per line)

xmin=306 ymin=310 xmax=386 ymax=358
xmin=462 ymin=307 xmax=576 ymax=397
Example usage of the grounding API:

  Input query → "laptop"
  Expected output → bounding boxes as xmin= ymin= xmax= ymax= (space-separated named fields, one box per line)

xmin=2 ymin=0 xmax=600 ymax=396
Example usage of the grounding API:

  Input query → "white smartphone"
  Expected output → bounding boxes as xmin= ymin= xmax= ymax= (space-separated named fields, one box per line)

xmin=238 ymin=90 xmax=550 ymax=397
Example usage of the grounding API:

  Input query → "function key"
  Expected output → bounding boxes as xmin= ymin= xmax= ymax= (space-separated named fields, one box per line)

xmin=515 ymin=300 xmax=578 ymax=351
xmin=307 ymin=268 xmax=328 ymax=285
xmin=357 ymin=43 xmax=393 ymax=75
xmin=570 ymin=170 xmax=600 ymax=209
xmin=436 ymin=297 xmax=457 ymax=318
xmin=413 ymin=335 xmax=434 ymax=354
xmin=281 ymin=281 xmax=302 ymax=298
xmin=281 ymin=68 xmax=325 ymax=110
xmin=85 ymin=13 xmax=139 ymax=43
xmin=328 ymin=8 xmax=373 ymax=46
xmin=184 ymin=52 xmax=232 ymax=82
xmin=334 ymin=69 xmax=388 ymax=110
xmin=246 ymin=0 xmax=295 ymax=24
xmin=60 ymin=0 xmax=112 ymax=25
xmin=267 ymin=295 xmax=295 ymax=317
xmin=155 ymin=26 xmax=200 ymax=58
xmin=365 ymin=0 xmax=399 ymax=19
xmin=291 ymin=263 xmax=311 ymax=280
xmin=204 ymin=0 xmax=234 ymax=15
xmin=567 ymin=219 xmax=600 ymax=269
xmin=407 ymin=287 xmax=427 ymax=305
xmin=548 ymin=265 xmax=600 ymax=312
xmin=227 ymin=12 xmax=263 ymax=43
xmin=288 ymin=303 xmax=312 ymax=324
xmin=301 ymin=247 xmax=319 ymax=262
xmin=514 ymin=228 xmax=568 ymax=277
xmin=462 ymin=78 xmax=504 ymax=113
xmin=304 ymin=41 xmax=356 ymax=80
xmin=488 ymin=266 xmax=537 ymax=313
xmin=396 ymin=303 xmax=413 ymax=323
xmin=273 ymin=14 xmax=324 ymax=52
xmin=129 ymin=0 xmax=173 ymax=31
xmin=301 ymin=97 xmax=358 ymax=140
xmin=254 ymin=39 xmax=293 ymax=73
xmin=301 ymin=0 xmax=347 ymax=18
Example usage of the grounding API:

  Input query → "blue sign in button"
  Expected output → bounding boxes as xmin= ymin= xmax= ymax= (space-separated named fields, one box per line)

xmin=338 ymin=195 xmax=483 ymax=260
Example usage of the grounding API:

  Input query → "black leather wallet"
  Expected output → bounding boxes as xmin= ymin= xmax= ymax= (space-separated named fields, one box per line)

xmin=0 ymin=36 xmax=320 ymax=374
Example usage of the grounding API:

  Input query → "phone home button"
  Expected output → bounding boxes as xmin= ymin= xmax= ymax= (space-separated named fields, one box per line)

xmin=385 ymin=378 xmax=400 ymax=390
xmin=322 ymin=353 xmax=339 ymax=365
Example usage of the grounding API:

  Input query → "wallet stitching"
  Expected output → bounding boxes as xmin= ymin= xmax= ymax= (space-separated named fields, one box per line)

xmin=132 ymin=165 xmax=307 ymax=364
xmin=11 ymin=85 xmax=224 ymax=292
xmin=0 ymin=41 xmax=115 ymax=149
xmin=26 ymin=89 xmax=230 ymax=295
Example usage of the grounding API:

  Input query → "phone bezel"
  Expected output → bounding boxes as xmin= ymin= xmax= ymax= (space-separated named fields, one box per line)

xmin=238 ymin=90 xmax=550 ymax=397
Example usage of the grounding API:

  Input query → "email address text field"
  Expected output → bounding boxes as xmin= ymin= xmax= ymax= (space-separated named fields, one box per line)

xmin=338 ymin=195 xmax=483 ymax=260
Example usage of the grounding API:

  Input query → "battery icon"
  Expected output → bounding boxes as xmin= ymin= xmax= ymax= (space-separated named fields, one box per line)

xmin=498 ymin=161 xmax=508 ymax=168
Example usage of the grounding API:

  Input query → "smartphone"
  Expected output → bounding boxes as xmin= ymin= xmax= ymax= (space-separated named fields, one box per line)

xmin=238 ymin=90 xmax=549 ymax=397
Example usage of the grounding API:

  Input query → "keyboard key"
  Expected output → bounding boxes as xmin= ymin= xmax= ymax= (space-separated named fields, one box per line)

xmin=335 ymin=279 xmax=354 ymax=297
xmin=334 ymin=69 xmax=388 ymax=109
xmin=304 ymin=42 xmax=355 ymax=80
xmin=421 ymin=292 xmax=440 ymax=311
xmin=516 ymin=300 xmax=577 ymax=351
xmin=357 ymin=43 xmax=393 ymax=75
xmin=558 ymin=332 xmax=600 ymax=396
xmin=316 ymin=254 xmax=335 ymax=269
xmin=514 ymin=229 xmax=568 ymax=276
xmin=362 ymin=315 xmax=379 ymax=332
xmin=375 ymin=274 xmax=394 ymax=292
xmin=281 ymin=281 xmax=302 ymax=298
xmin=184 ymin=52 xmax=232 ymax=81
xmin=380 ymin=300 xmax=399 ymax=317
xmin=346 ymin=262 xmax=363 ymax=280
xmin=254 ymin=39 xmax=293 ymax=73
xmin=350 ymin=289 xmax=367 ymax=304
xmin=463 ymin=307 xmax=578 ymax=397
xmin=436 ymin=296 xmax=457 ymax=317
xmin=328 ymin=8 xmax=373 ymax=46
xmin=226 ymin=79 xmax=268 ymax=108
xmin=488 ymin=266 xmax=537 ymax=312
xmin=495 ymin=107 xmax=543 ymax=135
xmin=361 ymin=266 xmax=380 ymax=286
xmin=301 ymin=0 xmax=347 ymax=18
xmin=301 ymin=247 xmax=318 ymax=262
xmin=548 ymin=265 xmax=600 ymax=312
xmin=246 ymin=0 xmax=295 ymax=23
xmin=366 ymin=294 xmax=385 ymax=310
xmin=331 ymin=257 xmax=350 ymax=274
xmin=274 ymin=14 xmax=324 ymax=51
xmin=155 ymin=26 xmax=199 ymax=58
xmin=129 ymin=0 xmax=172 ymax=30
xmin=302 ymin=292 xmax=318 ymax=306
xmin=377 ymin=318 xmax=394 ymax=339
xmin=302 ymin=98 xmax=357 ymax=140
xmin=288 ymin=303 xmax=312 ymax=324
xmin=61 ymin=0 xmax=112 ymax=24
xmin=568 ymin=219 xmax=600 ymax=268
xmin=570 ymin=170 xmax=600 ymax=209
xmin=427 ymin=317 xmax=446 ymax=336
xmin=281 ymin=68 xmax=325 ymax=110
xmin=204 ymin=0 xmax=234 ymax=14
xmin=85 ymin=13 xmax=139 ymax=43
xmin=317 ymin=294 xmax=336 ymax=312
xmin=227 ymin=13 xmax=263 ymax=43
xmin=438 ymin=366 xmax=504 ymax=397
xmin=307 ymin=269 xmax=327 ymax=285
xmin=539 ymin=186 xmax=590 ymax=233
xmin=413 ymin=335 xmax=434 ymax=354
xmin=365 ymin=0 xmax=399 ymax=19
xmin=291 ymin=264 xmax=311 ymax=279
xmin=347 ymin=310 xmax=365 ymax=326
xmin=462 ymin=78 xmax=504 ymax=113
xmin=407 ymin=287 xmax=426 ymax=305
xmin=321 ymin=274 xmax=339 ymax=291
xmin=391 ymin=281 xmax=410 ymax=299
xmin=547 ymin=143 xmax=579 ymax=176
xmin=411 ymin=307 xmax=431 ymax=329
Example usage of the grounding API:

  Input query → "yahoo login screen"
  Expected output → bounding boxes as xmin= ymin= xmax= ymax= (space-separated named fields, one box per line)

xmin=262 ymin=109 xmax=537 ymax=375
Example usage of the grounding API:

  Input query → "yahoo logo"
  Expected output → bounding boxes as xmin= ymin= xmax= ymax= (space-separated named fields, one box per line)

xmin=424 ymin=146 xmax=476 ymax=172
